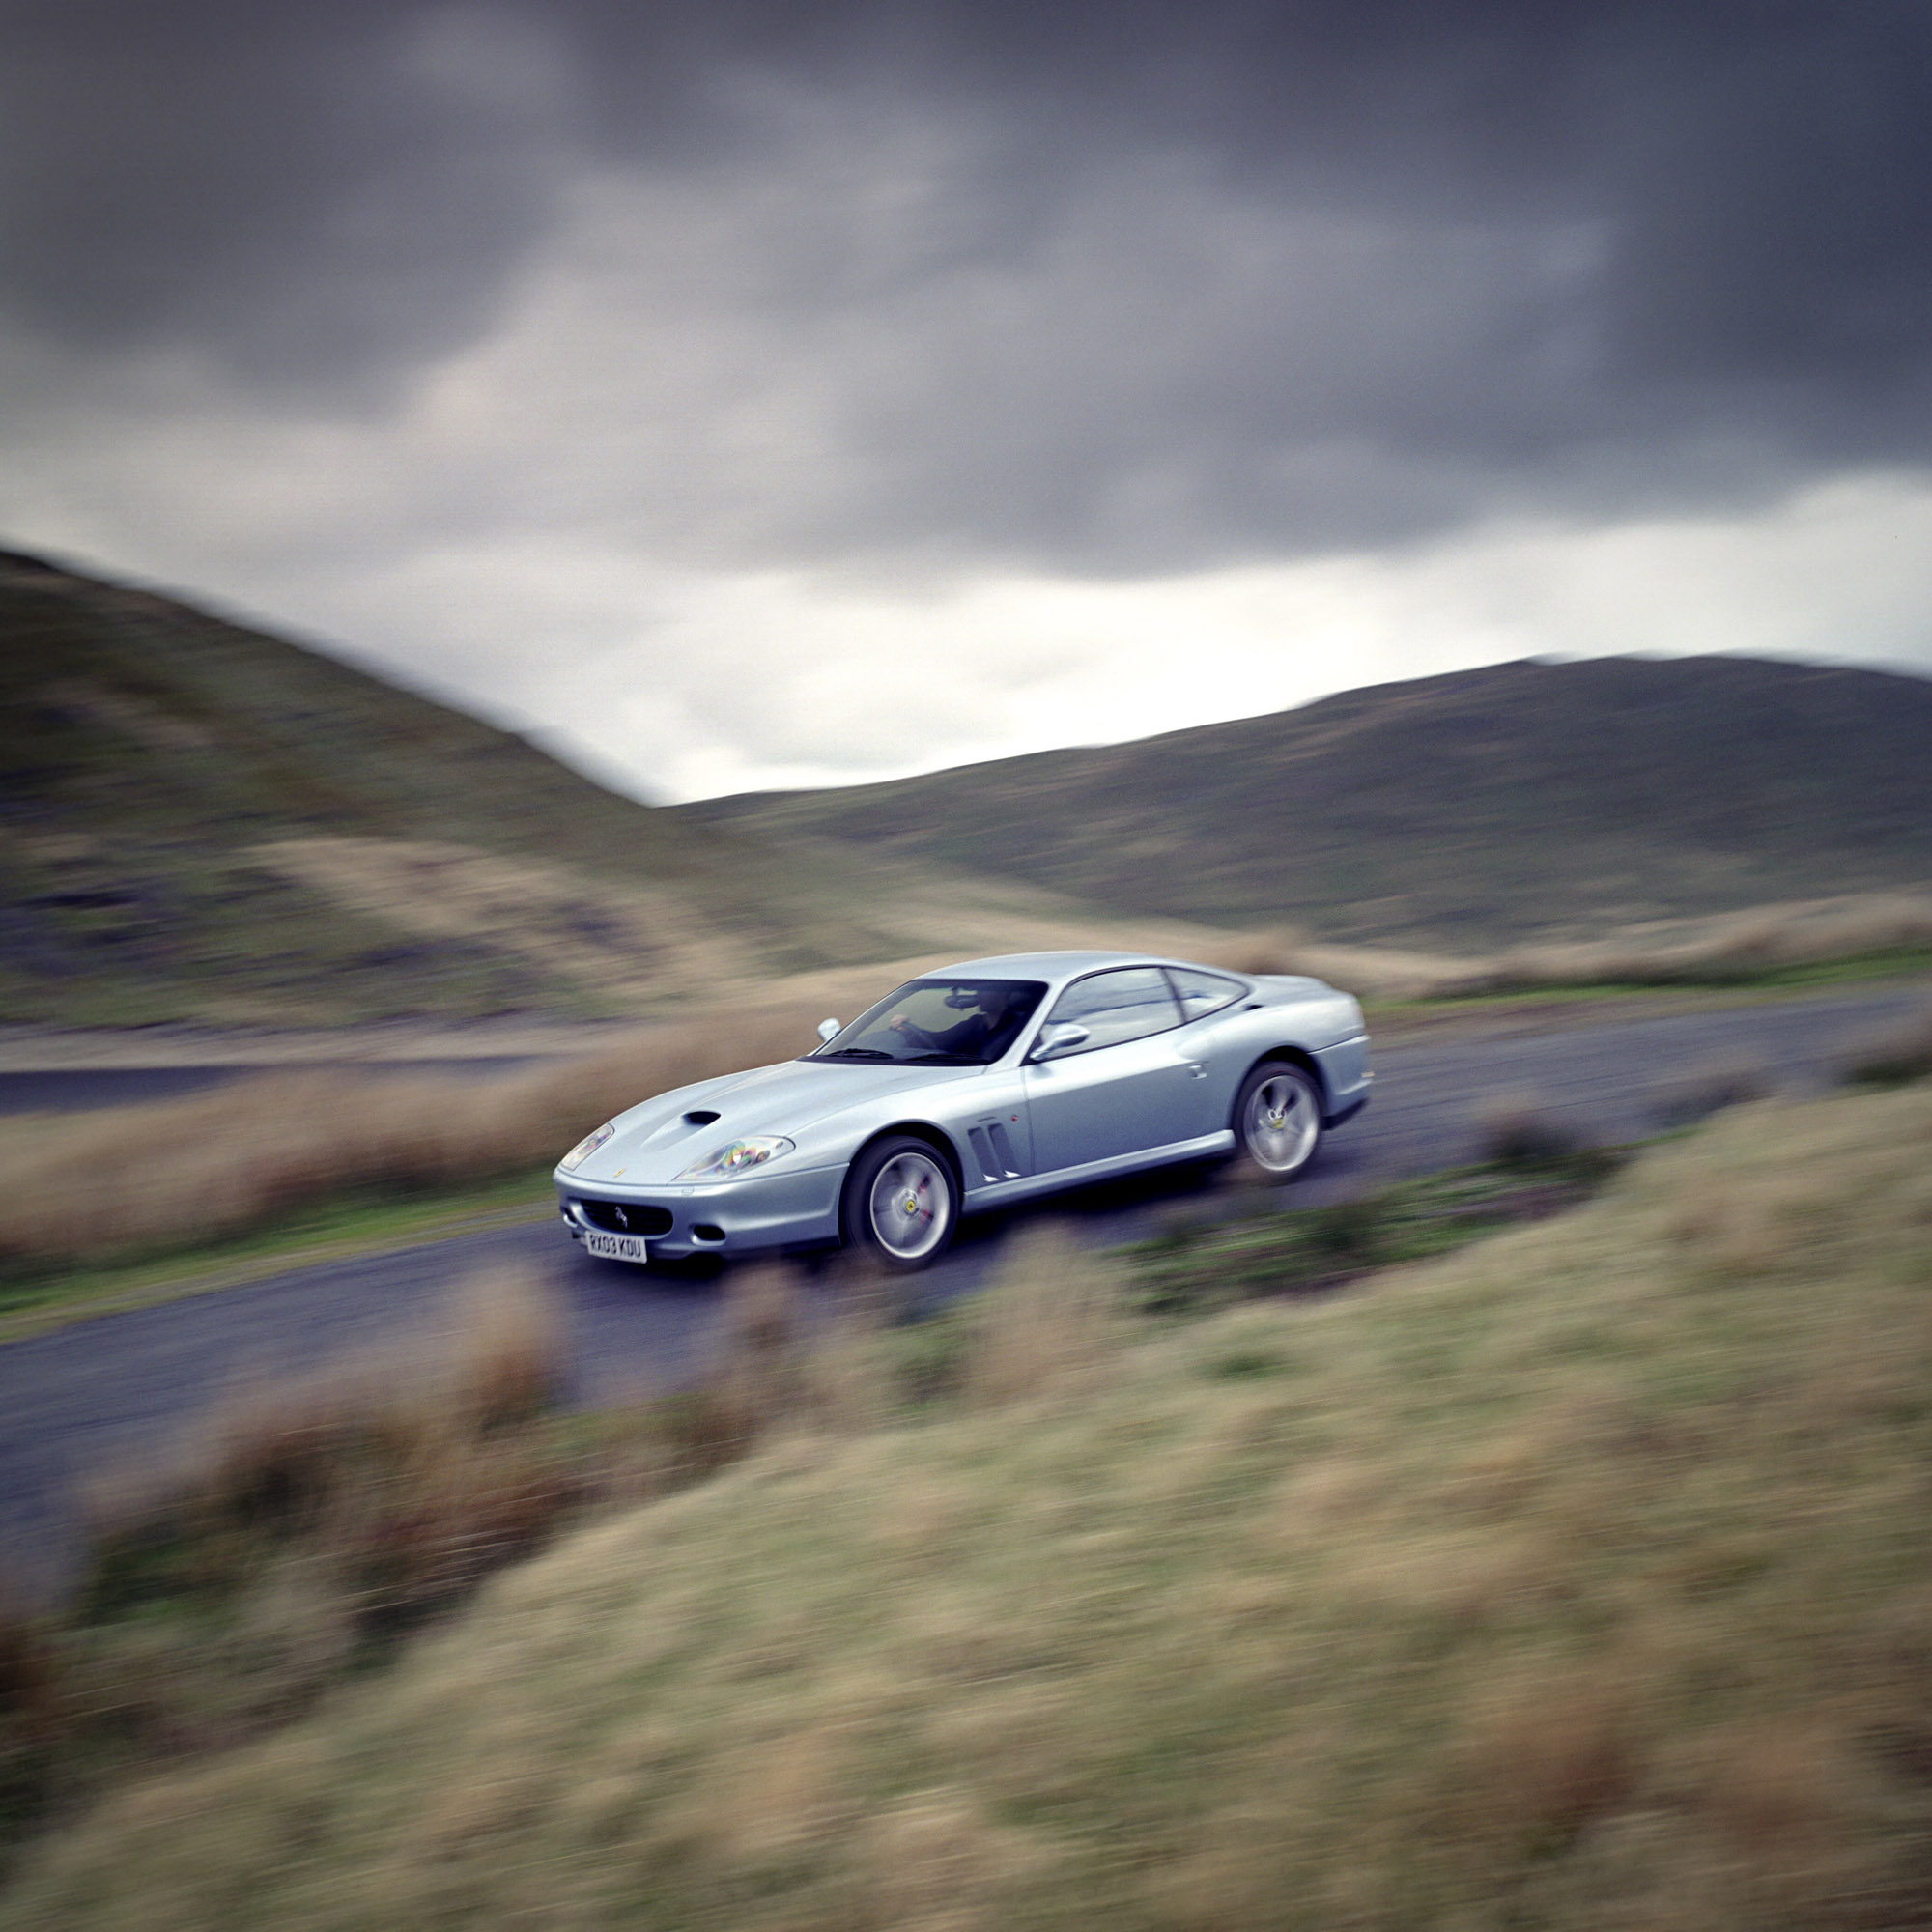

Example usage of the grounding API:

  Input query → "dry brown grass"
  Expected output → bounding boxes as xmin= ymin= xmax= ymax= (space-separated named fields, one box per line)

xmin=0 ymin=1269 xmax=587 ymax=1857
xmin=0 ymin=999 xmax=855 ymax=1275
xmin=9 ymin=1084 xmax=1931 ymax=1929
xmin=647 ymin=1264 xmax=818 ymax=1478
xmin=1216 ymin=890 xmax=1932 ymax=1001
xmin=958 ymin=1225 xmax=1125 ymax=1409
xmin=249 ymin=830 xmax=1249 ymax=1022
xmin=77 ymin=1265 xmax=579 ymax=1636
xmin=1438 ymin=890 xmax=1932 ymax=997
xmin=0 ymin=1257 xmax=887 ymax=1863
xmin=249 ymin=836 xmax=755 ymax=1012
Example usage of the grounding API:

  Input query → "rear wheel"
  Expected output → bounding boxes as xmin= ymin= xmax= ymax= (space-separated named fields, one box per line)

xmin=842 ymin=1135 xmax=957 ymax=1269
xmin=1235 ymin=1062 xmax=1323 ymax=1179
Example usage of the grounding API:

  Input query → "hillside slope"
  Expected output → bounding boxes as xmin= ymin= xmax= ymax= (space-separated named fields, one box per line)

xmin=8 ymin=1083 xmax=1930 ymax=1930
xmin=679 ymin=656 xmax=1932 ymax=947
xmin=0 ymin=550 xmax=1117 ymax=1024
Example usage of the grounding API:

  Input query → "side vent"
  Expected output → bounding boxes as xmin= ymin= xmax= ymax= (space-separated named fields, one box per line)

xmin=969 ymin=1124 xmax=1023 ymax=1181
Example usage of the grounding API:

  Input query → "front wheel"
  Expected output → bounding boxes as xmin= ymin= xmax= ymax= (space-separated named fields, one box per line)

xmin=1234 ymin=1062 xmax=1323 ymax=1180
xmin=842 ymin=1135 xmax=957 ymax=1270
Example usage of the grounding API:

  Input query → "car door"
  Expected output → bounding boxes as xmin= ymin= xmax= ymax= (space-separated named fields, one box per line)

xmin=1022 ymin=966 xmax=1216 ymax=1174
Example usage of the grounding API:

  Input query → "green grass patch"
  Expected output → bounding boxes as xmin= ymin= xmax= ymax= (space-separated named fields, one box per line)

xmin=0 ymin=1168 xmax=557 ymax=1339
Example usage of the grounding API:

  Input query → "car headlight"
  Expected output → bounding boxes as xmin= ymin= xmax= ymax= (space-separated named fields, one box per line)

xmin=558 ymin=1122 xmax=616 ymax=1172
xmin=678 ymin=1136 xmax=795 ymax=1179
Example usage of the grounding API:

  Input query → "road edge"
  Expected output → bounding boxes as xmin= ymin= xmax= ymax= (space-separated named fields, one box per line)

xmin=0 ymin=1202 xmax=557 ymax=1346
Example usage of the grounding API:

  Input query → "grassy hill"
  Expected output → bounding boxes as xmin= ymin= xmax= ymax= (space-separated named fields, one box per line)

xmin=678 ymin=656 xmax=1932 ymax=949
xmin=12 ymin=547 xmax=1925 ymax=1026
xmin=0 ymin=550 xmax=1111 ymax=1026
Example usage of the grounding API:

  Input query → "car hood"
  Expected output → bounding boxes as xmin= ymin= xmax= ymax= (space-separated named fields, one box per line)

xmin=561 ymin=1055 xmax=985 ymax=1186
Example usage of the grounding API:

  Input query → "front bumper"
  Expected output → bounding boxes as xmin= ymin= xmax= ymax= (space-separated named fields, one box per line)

xmin=556 ymin=1160 xmax=845 ymax=1261
xmin=1316 ymin=1033 xmax=1373 ymax=1124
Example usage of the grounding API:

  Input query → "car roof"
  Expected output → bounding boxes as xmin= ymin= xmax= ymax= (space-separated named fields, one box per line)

xmin=921 ymin=950 xmax=1232 ymax=988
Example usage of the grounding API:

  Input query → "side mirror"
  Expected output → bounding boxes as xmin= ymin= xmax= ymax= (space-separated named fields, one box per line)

xmin=816 ymin=1017 xmax=841 ymax=1044
xmin=1029 ymin=1021 xmax=1091 ymax=1062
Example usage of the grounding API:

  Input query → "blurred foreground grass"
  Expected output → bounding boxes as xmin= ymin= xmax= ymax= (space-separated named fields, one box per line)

xmin=0 ymin=1146 xmax=1627 ymax=1861
xmin=5 ymin=1078 xmax=1930 ymax=1930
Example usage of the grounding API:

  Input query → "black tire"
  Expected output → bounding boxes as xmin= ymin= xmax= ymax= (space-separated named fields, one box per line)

xmin=1233 ymin=1061 xmax=1323 ymax=1180
xmin=841 ymin=1135 xmax=958 ymax=1270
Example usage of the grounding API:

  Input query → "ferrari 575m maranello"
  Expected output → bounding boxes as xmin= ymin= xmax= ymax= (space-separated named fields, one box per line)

xmin=554 ymin=951 xmax=1371 ymax=1271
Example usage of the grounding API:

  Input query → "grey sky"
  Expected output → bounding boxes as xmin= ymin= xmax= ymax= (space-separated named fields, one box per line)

xmin=3 ymin=1 xmax=1928 ymax=798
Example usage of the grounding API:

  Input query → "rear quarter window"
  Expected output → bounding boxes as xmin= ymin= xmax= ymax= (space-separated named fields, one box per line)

xmin=1166 ymin=967 xmax=1245 ymax=1019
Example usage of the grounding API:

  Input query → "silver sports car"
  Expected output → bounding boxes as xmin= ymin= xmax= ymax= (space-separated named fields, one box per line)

xmin=554 ymin=951 xmax=1371 ymax=1271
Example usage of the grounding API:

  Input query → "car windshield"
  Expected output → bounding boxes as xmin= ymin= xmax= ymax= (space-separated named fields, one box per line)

xmin=810 ymin=978 xmax=1046 ymax=1066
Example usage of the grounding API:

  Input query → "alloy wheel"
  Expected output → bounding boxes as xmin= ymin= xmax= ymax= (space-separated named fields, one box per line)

xmin=1244 ymin=1069 xmax=1320 ymax=1174
xmin=867 ymin=1150 xmax=951 ymax=1261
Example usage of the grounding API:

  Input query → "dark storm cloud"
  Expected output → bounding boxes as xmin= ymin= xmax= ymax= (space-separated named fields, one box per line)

xmin=3 ymin=0 xmax=1929 ymax=561
xmin=0 ymin=1 xmax=574 ymax=386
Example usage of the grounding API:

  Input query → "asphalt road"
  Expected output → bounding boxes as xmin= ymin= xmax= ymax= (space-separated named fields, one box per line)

xmin=1 ymin=983 xmax=1920 ymax=1600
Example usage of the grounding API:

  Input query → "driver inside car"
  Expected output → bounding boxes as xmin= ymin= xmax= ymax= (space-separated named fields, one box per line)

xmin=889 ymin=985 xmax=1028 ymax=1060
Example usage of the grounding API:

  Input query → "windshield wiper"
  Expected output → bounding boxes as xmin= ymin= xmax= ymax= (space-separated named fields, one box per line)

xmin=819 ymin=1046 xmax=894 ymax=1061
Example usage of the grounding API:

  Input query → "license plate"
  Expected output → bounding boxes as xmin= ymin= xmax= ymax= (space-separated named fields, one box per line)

xmin=585 ymin=1230 xmax=648 ymax=1264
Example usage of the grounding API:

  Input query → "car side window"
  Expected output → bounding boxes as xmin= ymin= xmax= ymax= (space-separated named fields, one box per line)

xmin=1166 ymin=967 xmax=1244 ymax=1020
xmin=1040 ymin=967 xmax=1184 ymax=1052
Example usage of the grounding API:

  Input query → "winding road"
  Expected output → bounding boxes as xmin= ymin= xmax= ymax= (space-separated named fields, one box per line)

xmin=2 ymin=983 xmax=1921 ymax=1600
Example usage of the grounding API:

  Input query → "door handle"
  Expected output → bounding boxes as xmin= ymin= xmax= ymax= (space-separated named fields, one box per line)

xmin=1185 ymin=1062 xmax=1208 ymax=1078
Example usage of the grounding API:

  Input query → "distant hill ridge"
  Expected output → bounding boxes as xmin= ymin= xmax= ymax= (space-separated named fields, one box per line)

xmin=677 ymin=655 xmax=1932 ymax=947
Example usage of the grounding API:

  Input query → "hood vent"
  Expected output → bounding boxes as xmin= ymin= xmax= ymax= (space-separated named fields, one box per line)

xmin=683 ymin=1109 xmax=721 ymax=1127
